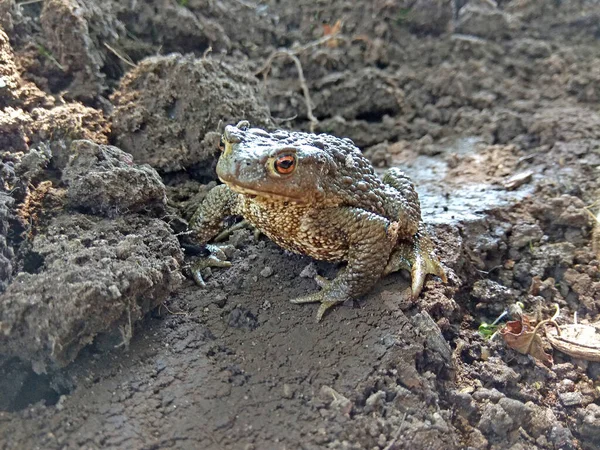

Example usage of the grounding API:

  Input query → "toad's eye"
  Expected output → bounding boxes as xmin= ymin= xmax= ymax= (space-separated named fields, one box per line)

xmin=274 ymin=154 xmax=296 ymax=175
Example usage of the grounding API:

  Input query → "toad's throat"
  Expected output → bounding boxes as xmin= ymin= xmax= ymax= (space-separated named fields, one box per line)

xmin=221 ymin=180 xmax=307 ymax=203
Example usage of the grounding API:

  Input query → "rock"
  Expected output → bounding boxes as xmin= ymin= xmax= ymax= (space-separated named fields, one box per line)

xmin=0 ymin=213 xmax=183 ymax=371
xmin=299 ymin=262 xmax=318 ymax=279
xmin=559 ymin=391 xmax=584 ymax=407
xmin=412 ymin=311 xmax=453 ymax=371
xmin=448 ymin=389 xmax=477 ymax=420
xmin=403 ymin=0 xmax=454 ymax=35
xmin=0 ymin=356 xmax=30 ymax=410
xmin=227 ymin=307 xmax=258 ymax=330
xmin=478 ymin=358 xmax=521 ymax=388
xmin=455 ymin=5 xmax=520 ymax=40
xmin=63 ymin=140 xmax=167 ymax=217
xmin=259 ymin=266 xmax=273 ymax=278
xmin=509 ymin=223 xmax=544 ymax=249
xmin=471 ymin=279 xmax=517 ymax=308
xmin=0 ymin=0 xmax=17 ymax=33
xmin=548 ymin=423 xmax=576 ymax=450
xmin=132 ymin=1 xmax=229 ymax=55
xmin=478 ymin=402 xmax=515 ymax=437
xmin=510 ymin=38 xmax=552 ymax=59
xmin=502 ymin=170 xmax=533 ymax=191
xmin=363 ymin=142 xmax=392 ymax=168
xmin=472 ymin=387 xmax=505 ymax=402
xmin=579 ymin=403 xmax=600 ymax=442
xmin=110 ymin=54 xmax=272 ymax=172
xmin=498 ymin=397 xmax=533 ymax=427
xmin=0 ymin=156 xmax=19 ymax=294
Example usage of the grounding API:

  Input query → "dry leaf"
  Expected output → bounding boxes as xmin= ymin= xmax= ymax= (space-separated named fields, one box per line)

xmin=546 ymin=323 xmax=600 ymax=362
xmin=500 ymin=315 xmax=553 ymax=366
xmin=323 ymin=20 xmax=342 ymax=48
xmin=503 ymin=170 xmax=533 ymax=190
xmin=591 ymin=208 xmax=599 ymax=259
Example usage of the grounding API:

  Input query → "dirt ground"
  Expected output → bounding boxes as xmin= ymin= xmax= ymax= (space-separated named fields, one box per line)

xmin=1 ymin=0 xmax=600 ymax=449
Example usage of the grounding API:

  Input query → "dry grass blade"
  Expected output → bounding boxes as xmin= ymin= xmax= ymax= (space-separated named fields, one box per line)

xmin=103 ymin=42 xmax=136 ymax=68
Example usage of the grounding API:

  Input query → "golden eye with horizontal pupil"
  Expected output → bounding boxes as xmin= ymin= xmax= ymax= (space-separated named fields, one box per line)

xmin=274 ymin=154 xmax=296 ymax=174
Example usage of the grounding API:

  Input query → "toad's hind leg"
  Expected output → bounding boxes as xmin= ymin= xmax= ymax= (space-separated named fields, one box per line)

xmin=384 ymin=224 xmax=447 ymax=298
xmin=290 ymin=207 xmax=395 ymax=322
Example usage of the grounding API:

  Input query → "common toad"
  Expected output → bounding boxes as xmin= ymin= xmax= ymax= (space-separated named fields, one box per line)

xmin=190 ymin=121 xmax=446 ymax=321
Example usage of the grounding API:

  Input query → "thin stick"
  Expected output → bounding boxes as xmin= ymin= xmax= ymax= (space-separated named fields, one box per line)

xmin=18 ymin=0 xmax=44 ymax=6
xmin=383 ymin=412 xmax=408 ymax=450
xmin=103 ymin=42 xmax=136 ymax=68
xmin=256 ymin=34 xmax=345 ymax=133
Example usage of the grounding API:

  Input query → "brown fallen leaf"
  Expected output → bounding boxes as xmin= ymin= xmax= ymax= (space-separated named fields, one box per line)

xmin=323 ymin=20 xmax=342 ymax=48
xmin=546 ymin=322 xmax=600 ymax=362
xmin=500 ymin=314 xmax=554 ymax=366
xmin=503 ymin=170 xmax=533 ymax=190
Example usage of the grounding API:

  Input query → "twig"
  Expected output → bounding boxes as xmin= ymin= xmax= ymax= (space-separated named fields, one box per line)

xmin=383 ymin=412 xmax=408 ymax=450
xmin=260 ymin=50 xmax=318 ymax=132
xmin=160 ymin=302 xmax=189 ymax=316
xmin=37 ymin=44 xmax=64 ymax=71
xmin=256 ymin=34 xmax=344 ymax=133
xmin=231 ymin=0 xmax=256 ymax=8
xmin=103 ymin=42 xmax=136 ymax=68
xmin=17 ymin=0 xmax=44 ymax=6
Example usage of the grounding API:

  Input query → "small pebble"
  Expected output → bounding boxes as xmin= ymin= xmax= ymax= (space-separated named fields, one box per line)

xmin=300 ymin=263 xmax=318 ymax=278
xmin=559 ymin=391 xmax=583 ymax=407
xmin=260 ymin=266 xmax=273 ymax=278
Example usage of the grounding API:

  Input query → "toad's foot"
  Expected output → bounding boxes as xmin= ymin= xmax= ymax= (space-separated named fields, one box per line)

xmin=290 ymin=274 xmax=350 ymax=322
xmin=384 ymin=229 xmax=447 ymax=298
xmin=191 ymin=243 xmax=233 ymax=287
xmin=214 ymin=219 xmax=261 ymax=243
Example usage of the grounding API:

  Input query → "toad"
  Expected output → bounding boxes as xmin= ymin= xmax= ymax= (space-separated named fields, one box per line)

xmin=190 ymin=121 xmax=446 ymax=321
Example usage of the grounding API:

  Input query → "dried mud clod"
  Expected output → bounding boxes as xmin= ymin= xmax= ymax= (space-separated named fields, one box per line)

xmin=110 ymin=54 xmax=273 ymax=172
xmin=0 ymin=103 xmax=110 ymax=171
xmin=0 ymin=133 xmax=184 ymax=375
xmin=0 ymin=28 xmax=53 ymax=110
xmin=0 ymin=214 xmax=183 ymax=372
xmin=39 ymin=0 xmax=125 ymax=101
xmin=62 ymin=140 xmax=167 ymax=217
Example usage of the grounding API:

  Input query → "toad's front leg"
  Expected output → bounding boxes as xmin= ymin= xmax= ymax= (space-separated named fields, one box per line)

xmin=290 ymin=207 xmax=395 ymax=322
xmin=189 ymin=184 xmax=240 ymax=285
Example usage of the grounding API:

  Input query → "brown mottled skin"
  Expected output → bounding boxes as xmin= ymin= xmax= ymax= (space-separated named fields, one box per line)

xmin=191 ymin=121 xmax=446 ymax=321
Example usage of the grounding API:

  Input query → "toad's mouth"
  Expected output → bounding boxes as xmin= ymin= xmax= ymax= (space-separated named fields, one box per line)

xmin=221 ymin=180 xmax=306 ymax=203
